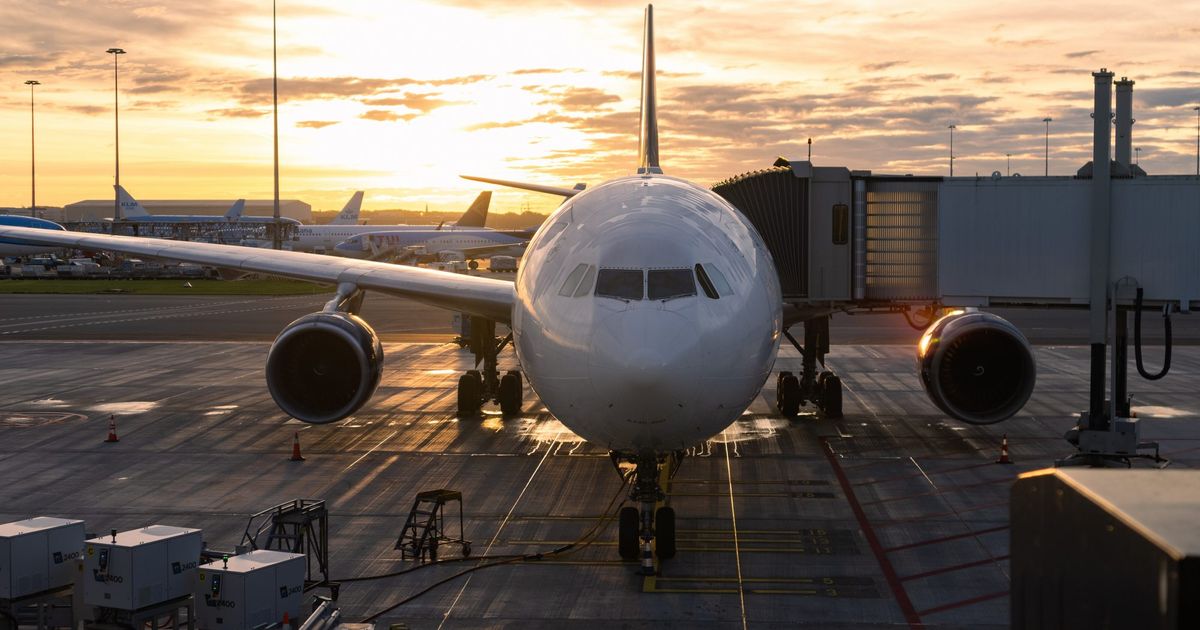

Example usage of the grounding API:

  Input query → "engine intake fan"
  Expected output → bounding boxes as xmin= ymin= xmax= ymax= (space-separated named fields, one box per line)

xmin=918 ymin=310 xmax=1036 ymax=424
xmin=266 ymin=311 xmax=384 ymax=424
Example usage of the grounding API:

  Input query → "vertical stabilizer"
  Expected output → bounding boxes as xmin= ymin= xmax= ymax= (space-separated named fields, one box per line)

xmin=456 ymin=191 xmax=492 ymax=228
xmin=114 ymin=185 xmax=150 ymax=218
xmin=329 ymin=191 xmax=365 ymax=225
xmin=224 ymin=199 xmax=246 ymax=220
xmin=637 ymin=4 xmax=662 ymax=174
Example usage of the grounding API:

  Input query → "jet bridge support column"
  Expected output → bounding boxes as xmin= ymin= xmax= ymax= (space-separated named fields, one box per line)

xmin=1087 ymin=69 xmax=1114 ymax=430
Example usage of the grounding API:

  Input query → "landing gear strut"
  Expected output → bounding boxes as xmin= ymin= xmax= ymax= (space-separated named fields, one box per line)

xmin=456 ymin=316 xmax=522 ymax=416
xmin=612 ymin=451 xmax=681 ymax=574
xmin=777 ymin=316 xmax=843 ymax=418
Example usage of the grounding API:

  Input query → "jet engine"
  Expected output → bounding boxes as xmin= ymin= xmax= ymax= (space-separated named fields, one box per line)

xmin=917 ymin=310 xmax=1036 ymax=424
xmin=265 ymin=311 xmax=384 ymax=424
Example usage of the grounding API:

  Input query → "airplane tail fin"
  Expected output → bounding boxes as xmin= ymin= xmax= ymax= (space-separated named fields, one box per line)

xmin=456 ymin=191 xmax=492 ymax=227
xmin=224 ymin=199 xmax=246 ymax=220
xmin=329 ymin=191 xmax=365 ymax=225
xmin=637 ymin=4 xmax=661 ymax=174
xmin=114 ymin=185 xmax=150 ymax=219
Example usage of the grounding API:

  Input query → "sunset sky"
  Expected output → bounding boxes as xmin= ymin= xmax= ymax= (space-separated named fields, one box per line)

xmin=2 ymin=1 xmax=1199 ymax=215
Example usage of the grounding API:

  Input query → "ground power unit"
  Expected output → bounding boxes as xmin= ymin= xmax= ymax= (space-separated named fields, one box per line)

xmin=0 ymin=517 xmax=85 ymax=599
xmin=82 ymin=525 xmax=202 ymax=610
xmin=195 ymin=550 xmax=305 ymax=630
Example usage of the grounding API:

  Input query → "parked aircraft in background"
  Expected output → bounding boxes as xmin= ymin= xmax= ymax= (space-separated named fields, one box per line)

xmin=288 ymin=191 xmax=492 ymax=254
xmin=0 ymin=5 xmax=1034 ymax=574
xmin=327 ymin=191 xmax=364 ymax=225
xmin=332 ymin=225 xmax=531 ymax=262
xmin=113 ymin=186 xmax=298 ymax=226
xmin=0 ymin=215 xmax=67 ymax=256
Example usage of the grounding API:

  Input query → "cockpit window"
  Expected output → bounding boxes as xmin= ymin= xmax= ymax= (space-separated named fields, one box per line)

xmin=573 ymin=265 xmax=597 ymax=297
xmin=695 ymin=263 xmax=732 ymax=299
xmin=647 ymin=269 xmax=697 ymax=301
xmin=559 ymin=263 xmax=589 ymax=297
xmin=595 ymin=269 xmax=644 ymax=301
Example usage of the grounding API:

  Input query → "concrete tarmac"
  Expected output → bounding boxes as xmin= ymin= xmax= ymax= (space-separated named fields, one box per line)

xmin=0 ymin=295 xmax=1197 ymax=628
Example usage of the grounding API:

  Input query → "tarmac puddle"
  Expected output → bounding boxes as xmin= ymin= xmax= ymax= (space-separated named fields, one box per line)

xmin=90 ymin=401 xmax=160 ymax=415
xmin=203 ymin=404 xmax=240 ymax=416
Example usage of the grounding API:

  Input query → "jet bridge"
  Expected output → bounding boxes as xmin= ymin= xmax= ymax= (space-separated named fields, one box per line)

xmin=713 ymin=162 xmax=1199 ymax=311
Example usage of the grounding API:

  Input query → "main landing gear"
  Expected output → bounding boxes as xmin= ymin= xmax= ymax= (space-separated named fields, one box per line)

xmin=612 ymin=451 xmax=682 ymax=575
xmin=456 ymin=316 xmax=523 ymax=417
xmin=776 ymin=316 xmax=843 ymax=419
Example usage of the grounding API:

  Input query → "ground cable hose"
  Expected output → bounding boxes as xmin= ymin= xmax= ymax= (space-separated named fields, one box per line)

xmin=1134 ymin=287 xmax=1171 ymax=380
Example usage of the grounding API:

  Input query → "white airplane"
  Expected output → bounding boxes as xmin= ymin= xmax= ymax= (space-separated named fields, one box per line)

xmin=114 ymin=185 xmax=294 ymax=225
xmin=288 ymin=191 xmax=492 ymax=254
xmin=0 ymin=5 xmax=1033 ymax=573
xmin=333 ymin=225 xmax=531 ymax=263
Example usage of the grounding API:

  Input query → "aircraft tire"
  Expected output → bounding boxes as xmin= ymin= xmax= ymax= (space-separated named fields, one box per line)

xmin=655 ymin=506 xmax=676 ymax=560
xmin=499 ymin=371 xmax=523 ymax=415
xmin=457 ymin=372 xmax=482 ymax=417
xmin=779 ymin=374 xmax=801 ymax=417
xmin=618 ymin=507 xmax=640 ymax=560
xmin=821 ymin=373 xmax=843 ymax=419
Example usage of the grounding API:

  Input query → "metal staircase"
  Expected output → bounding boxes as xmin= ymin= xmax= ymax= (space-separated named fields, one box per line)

xmin=395 ymin=489 xmax=470 ymax=562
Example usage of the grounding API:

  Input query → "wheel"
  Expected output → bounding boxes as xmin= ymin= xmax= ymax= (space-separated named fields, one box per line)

xmin=462 ymin=542 xmax=472 ymax=558
xmin=820 ymin=373 xmax=843 ymax=419
xmin=457 ymin=372 xmax=482 ymax=416
xmin=468 ymin=259 xmax=479 ymax=270
xmin=778 ymin=374 xmax=801 ymax=417
xmin=655 ymin=506 xmax=676 ymax=560
xmin=618 ymin=506 xmax=640 ymax=560
xmin=499 ymin=371 xmax=523 ymax=415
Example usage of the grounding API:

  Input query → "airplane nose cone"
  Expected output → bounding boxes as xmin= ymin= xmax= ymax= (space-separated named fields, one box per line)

xmin=590 ymin=309 xmax=692 ymax=393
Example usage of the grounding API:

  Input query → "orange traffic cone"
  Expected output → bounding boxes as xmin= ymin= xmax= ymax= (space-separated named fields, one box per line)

xmin=282 ymin=612 xmax=290 ymax=628
xmin=104 ymin=415 xmax=120 ymax=443
xmin=996 ymin=434 xmax=1012 ymax=464
xmin=289 ymin=432 xmax=305 ymax=461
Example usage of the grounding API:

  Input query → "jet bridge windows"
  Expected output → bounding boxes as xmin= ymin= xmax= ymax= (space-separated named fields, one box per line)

xmin=647 ymin=268 xmax=697 ymax=301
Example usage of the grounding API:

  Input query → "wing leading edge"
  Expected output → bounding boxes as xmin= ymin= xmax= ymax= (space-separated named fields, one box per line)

xmin=0 ymin=226 xmax=515 ymax=323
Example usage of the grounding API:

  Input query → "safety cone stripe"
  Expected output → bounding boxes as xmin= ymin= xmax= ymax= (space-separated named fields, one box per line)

xmin=995 ymin=434 xmax=1012 ymax=464
xmin=290 ymin=432 xmax=305 ymax=461
xmin=104 ymin=415 xmax=119 ymax=443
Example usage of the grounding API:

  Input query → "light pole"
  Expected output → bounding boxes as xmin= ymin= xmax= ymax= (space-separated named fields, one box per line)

xmin=1042 ymin=117 xmax=1052 ymax=176
xmin=1006 ymin=152 xmax=1011 ymax=176
xmin=107 ymin=48 xmax=126 ymax=222
xmin=1193 ymin=106 xmax=1199 ymax=177
xmin=948 ymin=124 xmax=956 ymax=176
xmin=272 ymin=0 xmax=282 ymax=250
xmin=24 ymin=80 xmax=39 ymax=216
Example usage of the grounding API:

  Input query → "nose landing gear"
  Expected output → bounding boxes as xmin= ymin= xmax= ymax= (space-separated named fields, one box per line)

xmin=456 ymin=316 xmax=523 ymax=417
xmin=613 ymin=451 xmax=681 ymax=574
xmin=777 ymin=316 xmax=843 ymax=419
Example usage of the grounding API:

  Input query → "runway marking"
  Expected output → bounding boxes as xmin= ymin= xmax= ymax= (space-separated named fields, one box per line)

xmin=342 ymin=430 xmax=400 ymax=472
xmin=438 ymin=430 xmax=560 ymax=629
xmin=899 ymin=555 xmax=1011 ymax=582
xmin=917 ymin=590 xmax=1009 ymax=617
xmin=882 ymin=525 xmax=1010 ymax=553
xmin=723 ymin=430 xmax=748 ymax=630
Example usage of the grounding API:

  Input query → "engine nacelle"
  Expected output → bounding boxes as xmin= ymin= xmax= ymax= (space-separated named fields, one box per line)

xmin=917 ymin=310 xmax=1036 ymax=424
xmin=265 ymin=312 xmax=384 ymax=424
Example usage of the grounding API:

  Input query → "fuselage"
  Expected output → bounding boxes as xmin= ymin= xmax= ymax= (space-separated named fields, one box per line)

xmin=291 ymin=224 xmax=477 ymax=253
xmin=512 ymin=174 xmax=782 ymax=452
xmin=0 ymin=216 xmax=68 ymax=256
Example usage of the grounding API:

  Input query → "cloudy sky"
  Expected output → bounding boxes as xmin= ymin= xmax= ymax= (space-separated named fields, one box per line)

xmin=2 ymin=0 xmax=1199 ymax=214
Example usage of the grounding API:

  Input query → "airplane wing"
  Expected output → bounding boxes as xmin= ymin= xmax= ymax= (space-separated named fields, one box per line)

xmin=0 ymin=226 xmax=515 ymax=323
xmin=460 ymin=175 xmax=582 ymax=198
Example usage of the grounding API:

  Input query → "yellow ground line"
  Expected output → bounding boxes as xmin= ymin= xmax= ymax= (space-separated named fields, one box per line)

xmin=750 ymin=589 xmax=821 ymax=595
xmin=656 ymin=577 xmax=826 ymax=584
xmin=669 ymin=492 xmax=790 ymax=497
